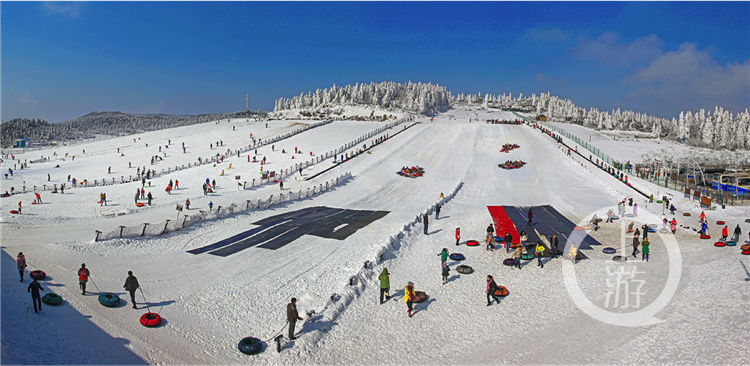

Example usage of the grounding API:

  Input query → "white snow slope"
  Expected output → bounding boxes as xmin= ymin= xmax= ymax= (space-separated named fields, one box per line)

xmin=2 ymin=111 xmax=749 ymax=365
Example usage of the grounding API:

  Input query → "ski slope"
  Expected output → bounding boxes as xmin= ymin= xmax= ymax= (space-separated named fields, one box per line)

xmin=2 ymin=111 xmax=749 ymax=365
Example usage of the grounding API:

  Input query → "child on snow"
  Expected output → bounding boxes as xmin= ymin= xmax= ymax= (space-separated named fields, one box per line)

xmin=438 ymin=248 xmax=449 ymax=266
xmin=441 ymin=264 xmax=450 ymax=285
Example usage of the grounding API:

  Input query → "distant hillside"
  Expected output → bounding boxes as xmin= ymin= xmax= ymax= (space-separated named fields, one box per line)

xmin=1 ymin=110 xmax=266 ymax=147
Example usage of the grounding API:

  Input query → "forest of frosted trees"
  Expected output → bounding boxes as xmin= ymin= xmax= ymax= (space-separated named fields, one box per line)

xmin=276 ymin=83 xmax=750 ymax=151
xmin=1 ymin=110 xmax=265 ymax=147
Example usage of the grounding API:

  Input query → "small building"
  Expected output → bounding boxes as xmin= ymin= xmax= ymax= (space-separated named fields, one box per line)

xmin=14 ymin=138 xmax=31 ymax=147
xmin=536 ymin=115 xmax=547 ymax=122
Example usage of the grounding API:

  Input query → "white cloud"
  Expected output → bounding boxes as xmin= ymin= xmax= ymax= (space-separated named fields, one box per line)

xmin=626 ymin=42 xmax=750 ymax=112
xmin=41 ymin=2 xmax=86 ymax=18
xmin=575 ymin=32 xmax=663 ymax=68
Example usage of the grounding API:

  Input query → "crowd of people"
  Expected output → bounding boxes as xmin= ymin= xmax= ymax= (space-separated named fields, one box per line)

xmin=500 ymin=143 xmax=519 ymax=153
xmin=498 ymin=160 xmax=526 ymax=169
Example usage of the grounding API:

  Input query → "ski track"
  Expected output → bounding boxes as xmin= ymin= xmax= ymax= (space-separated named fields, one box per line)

xmin=2 ymin=111 xmax=749 ymax=365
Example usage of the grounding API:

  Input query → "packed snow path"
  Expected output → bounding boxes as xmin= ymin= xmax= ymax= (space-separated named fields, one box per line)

xmin=2 ymin=113 xmax=749 ymax=365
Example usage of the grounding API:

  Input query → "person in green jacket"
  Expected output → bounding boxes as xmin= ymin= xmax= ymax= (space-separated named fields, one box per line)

xmin=438 ymin=248 xmax=449 ymax=266
xmin=378 ymin=268 xmax=390 ymax=304
xmin=641 ymin=237 xmax=650 ymax=262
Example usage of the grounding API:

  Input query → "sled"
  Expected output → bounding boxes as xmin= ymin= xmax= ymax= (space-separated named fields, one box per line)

xmin=10 ymin=210 xmax=19 ymax=214
xmin=603 ymin=247 xmax=616 ymax=254
xmin=700 ymin=234 xmax=711 ymax=239
xmin=503 ymin=258 xmax=516 ymax=266
xmin=466 ymin=240 xmax=479 ymax=246
xmin=714 ymin=242 xmax=726 ymax=247
xmin=97 ymin=201 xmax=102 ymax=204
xmin=31 ymin=201 xmax=37 ymax=205
xmin=449 ymin=253 xmax=465 ymax=261
xmin=716 ymin=221 xmax=725 ymax=225
xmin=413 ymin=291 xmax=428 ymax=303
xmin=135 ymin=203 xmax=144 ymax=207
xmin=726 ymin=241 xmax=737 ymax=247
xmin=520 ymin=253 xmax=535 ymax=260
xmin=683 ymin=213 xmax=691 ymax=216
xmin=456 ymin=264 xmax=473 ymax=274
xmin=494 ymin=286 xmax=509 ymax=297
xmin=740 ymin=244 xmax=750 ymax=251
xmin=742 ymin=250 xmax=750 ymax=255
xmin=1 ymin=194 xmax=11 ymax=197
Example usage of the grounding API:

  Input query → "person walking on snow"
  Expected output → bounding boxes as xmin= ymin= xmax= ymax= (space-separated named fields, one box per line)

xmin=535 ymin=242 xmax=545 ymax=268
xmin=642 ymin=223 xmax=649 ymax=240
xmin=404 ymin=282 xmax=417 ymax=317
xmin=185 ymin=198 xmax=190 ymax=210
xmin=549 ymin=234 xmax=559 ymax=258
xmin=485 ymin=231 xmax=494 ymax=251
xmin=670 ymin=204 xmax=676 ymax=215
xmin=441 ymin=264 xmax=450 ymax=285
xmin=438 ymin=248 xmax=449 ymax=266
xmin=279 ymin=180 xmax=284 ymax=190
xmin=16 ymin=252 xmax=27 ymax=282
xmin=423 ymin=213 xmax=429 ymax=235
xmin=633 ymin=203 xmax=638 ymax=217
xmin=487 ymin=223 xmax=495 ymax=237
xmin=721 ymin=226 xmax=728 ymax=242
xmin=27 ymin=278 xmax=45 ymax=313
xmin=378 ymin=268 xmax=390 ymax=304
xmin=455 ymin=227 xmax=460 ymax=246
xmin=147 ymin=192 xmax=153 ymax=205
xmin=123 ymin=271 xmax=140 ymax=309
xmin=641 ymin=237 xmax=650 ymax=262
xmin=699 ymin=211 xmax=706 ymax=223
xmin=486 ymin=275 xmax=500 ymax=306
xmin=78 ymin=264 xmax=90 ymax=295
xmin=286 ymin=298 xmax=303 ymax=339
xmin=512 ymin=244 xmax=523 ymax=269
xmin=435 ymin=203 xmax=441 ymax=219
xmin=504 ymin=232 xmax=513 ymax=252
xmin=671 ymin=219 xmax=677 ymax=234
xmin=733 ymin=225 xmax=742 ymax=243
xmin=632 ymin=229 xmax=640 ymax=258
xmin=17 ymin=201 xmax=22 ymax=214
xmin=527 ymin=208 xmax=533 ymax=226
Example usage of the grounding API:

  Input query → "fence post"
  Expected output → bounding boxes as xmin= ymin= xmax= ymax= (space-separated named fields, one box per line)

xmin=95 ymin=230 xmax=102 ymax=242
xmin=141 ymin=223 xmax=148 ymax=236
xmin=182 ymin=215 xmax=188 ymax=228
xmin=162 ymin=220 xmax=169 ymax=235
xmin=119 ymin=226 xmax=126 ymax=238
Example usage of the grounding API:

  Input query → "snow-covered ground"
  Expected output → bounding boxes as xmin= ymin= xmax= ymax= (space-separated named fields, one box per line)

xmin=2 ymin=111 xmax=749 ymax=365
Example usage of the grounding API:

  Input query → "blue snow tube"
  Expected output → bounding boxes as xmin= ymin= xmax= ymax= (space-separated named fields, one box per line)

xmin=603 ymin=247 xmax=616 ymax=254
xmin=98 ymin=293 xmax=120 ymax=307
xmin=647 ymin=228 xmax=656 ymax=233
xmin=238 ymin=337 xmax=263 ymax=355
xmin=449 ymin=253 xmax=465 ymax=261
xmin=493 ymin=236 xmax=502 ymax=242
xmin=726 ymin=241 xmax=737 ymax=247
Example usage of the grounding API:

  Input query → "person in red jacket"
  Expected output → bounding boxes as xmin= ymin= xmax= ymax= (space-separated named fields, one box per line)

xmin=721 ymin=226 xmax=728 ymax=242
xmin=78 ymin=264 xmax=90 ymax=295
xmin=455 ymin=227 xmax=460 ymax=246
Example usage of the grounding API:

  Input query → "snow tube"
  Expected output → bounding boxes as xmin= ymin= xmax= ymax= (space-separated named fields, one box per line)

xmin=1 ymin=193 xmax=10 ymax=197
xmin=238 ymin=337 xmax=263 ymax=355
xmin=466 ymin=240 xmax=479 ymax=247
xmin=647 ymin=228 xmax=656 ymax=233
xmin=700 ymin=235 xmax=711 ymax=239
xmin=494 ymin=286 xmax=509 ymax=297
xmin=659 ymin=229 xmax=670 ymax=234
xmin=10 ymin=210 xmax=19 ymax=214
xmin=413 ymin=291 xmax=428 ymax=303
xmin=714 ymin=242 xmax=726 ymax=247
xmin=726 ymin=241 xmax=737 ymax=247
xmin=449 ymin=253 xmax=465 ymax=261
xmin=742 ymin=250 xmax=750 ymax=255
xmin=745 ymin=219 xmax=750 ymax=223
xmin=656 ymin=200 xmax=663 ymax=203
xmin=573 ymin=226 xmax=585 ymax=231
xmin=612 ymin=255 xmax=627 ymax=262
xmin=135 ymin=203 xmax=144 ymax=207
xmin=493 ymin=236 xmax=502 ymax=242
xmin=30 ymin=270 xmax=46 ymax=280
xmin=603 ymin=247 xmax=616 ymax=254
xmin=456 ymin=265 xmax=473 ymax=274
xmin=140 ymin=312 xmax=162 ymax=327
xmin=503 ymin=258 xmax=516 ymax=266
xmin=520 ymin=253 xmax=535 ymax=260
xmin=683 ymin=213 xmax=691 ymax=216
xmin=716 ymin=221 xmax=725 ymax=225
xmin=509 ymin=243 xmax=521 ymax=249
xmin=42 ymin=293 xmax=63 ymax=306
xmin=98 ymin=293 xmax=120 ymax=307
xmin=740 ymin=244 xmax=750 ymax=251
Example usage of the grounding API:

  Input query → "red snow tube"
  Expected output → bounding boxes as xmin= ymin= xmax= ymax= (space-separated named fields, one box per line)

xmin=494 ymin=286 xmax=509 ymax=297
xmin=509 ymin=243 xmax=521 ymax=249
xmin=140 ymin=312 xmax=162 ymax=327
xmin=742 ymin=250 xmax=750 ymax=255
xmin=714 ymin=242 xmax=726 ymax=247
xmin=30 ymin=270 xmax=46 ymax=280
xmin=740 ymin=244 xmax=750 ymax=251
xmin=31 ymin=201 xmax=37 ymax=205
xmin=700 ymin=235 xmax=711 ymax=239
xmin=135 ymin=203 xmax=144 ymax=207
xmin=574 ymin=226 xmax=585 ymax=231
xmin=503 ymin=258 xmax=516 ymax=266
xmin=716 ymin=221 xmax=725 ymax=225
xmin=683 ymin=213 xmax=691 ymax=216
xmin=466 ymin=240 xmax=479 ymax=246
xmin=10 ymin=210 xmax=19 ymax=214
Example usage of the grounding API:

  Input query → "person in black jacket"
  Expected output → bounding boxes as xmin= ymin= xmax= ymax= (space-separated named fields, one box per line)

xmin=286 ymin=298 xmax=303 ymax=340
xmin=642 ymin=224 xmax=649 ymax=239
xmin=487 ymin=223 xmax=494 ymax=237
xmin=123 ymin=271 xmax=140 ymax=309
xmin=423 ymin=214 xmax=429 ymax=235
xmin=27 ymin=278 xmax=44 ymax=313
xmin=486 ymin=275 xmax=500 ymax=306
xmin=527 ymin=209 xmax=533 ymax=226
xmin=504 ymin=232 xmax=512 ymax=253
xmin=435 ymin=204 xmax=441 ymax=220
xmin=549 ymin=234 xmax=559 ymax=259
xmin=733 ymin=225 xmax=742 ymax=243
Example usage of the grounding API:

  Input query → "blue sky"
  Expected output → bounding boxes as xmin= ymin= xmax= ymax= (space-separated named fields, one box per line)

xmin=2 ymin=1 xmax=749 ymax=122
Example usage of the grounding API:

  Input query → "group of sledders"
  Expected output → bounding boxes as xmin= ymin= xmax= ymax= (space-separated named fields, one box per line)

xmin=397 ymin=166 xmax=425 ymax=178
